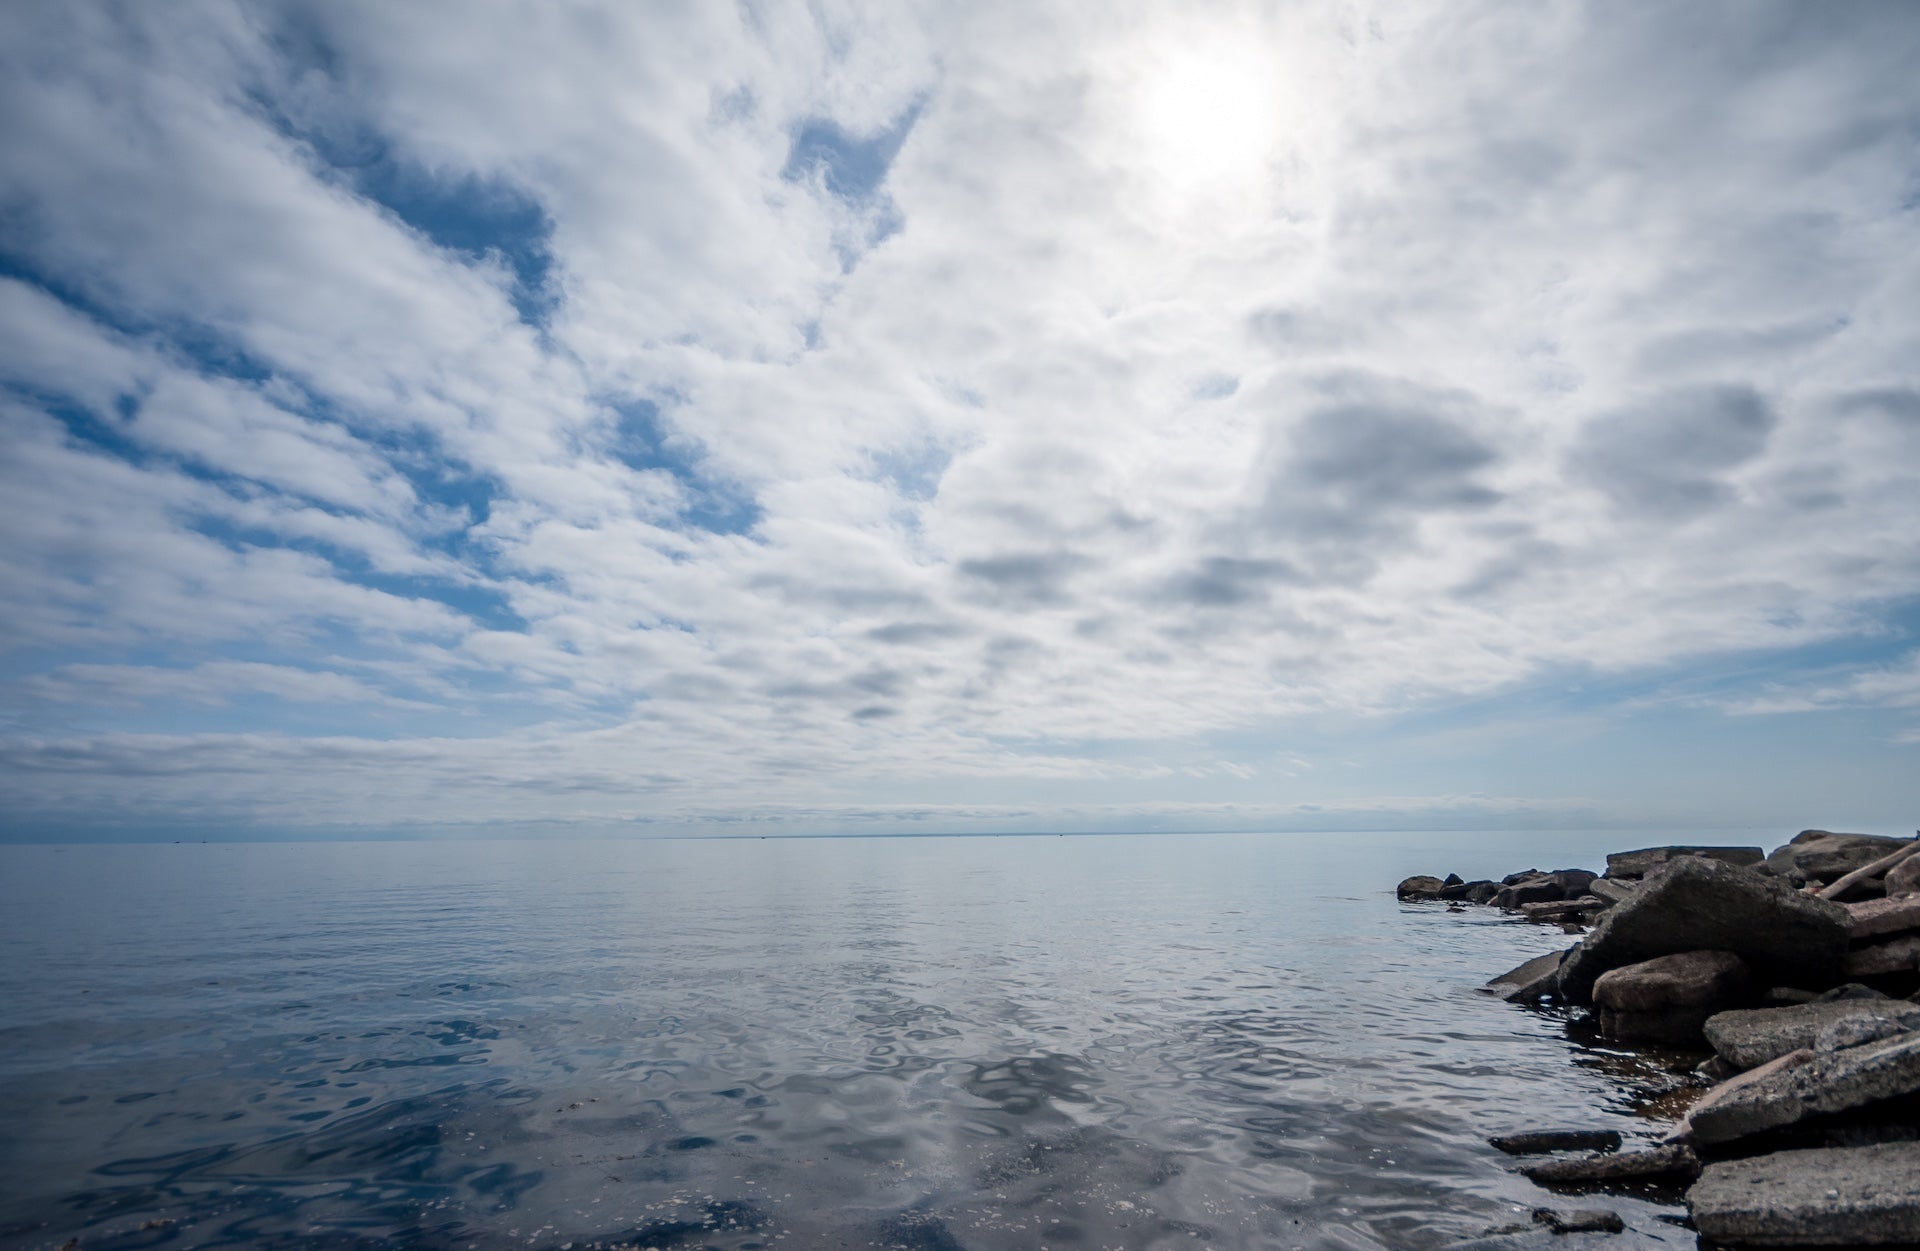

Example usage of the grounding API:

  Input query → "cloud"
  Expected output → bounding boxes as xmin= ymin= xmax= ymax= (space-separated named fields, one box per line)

xmin=2 ymin=1 xmax=1919 ymax=836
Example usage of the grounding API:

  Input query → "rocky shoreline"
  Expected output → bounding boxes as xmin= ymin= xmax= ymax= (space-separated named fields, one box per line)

xmin=1399 ymin=830 xmax=1920 ymax=1248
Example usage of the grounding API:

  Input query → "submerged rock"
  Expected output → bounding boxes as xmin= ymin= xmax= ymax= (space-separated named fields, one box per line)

xmin=1520 ymin=1142 xmax=1699 ymax=1187
xmin=1530 ymin=1208 xmax=1623 ymax=1235
xmin=1489 ymin=1129 xmax=1622 ymax=1156
xmin=1557 ymin=858 xmax=1850 ymax=1006
xmin=1689 ymin=1141 xmax=1920 ymax=1247
xmin=1704 ymin=1000 xmax=1920 ymax=1069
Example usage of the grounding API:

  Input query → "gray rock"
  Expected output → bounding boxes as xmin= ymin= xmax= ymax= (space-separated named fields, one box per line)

xmin=1466 ymin=880 xmax=1500 ymax=904
xmin=1687 ymin=1030 xmax=1920 ymax=1145
xmin=1704 ymin=1000 xmax=1920 ymax=1069
xmin=1520 ymin=1142 xmax=1699 ymax=1186
xmin=1846 ymin=894 xmax=1920 ymax=938
xmin=1888 ymin=854 xmax=1920 ymax=898
xmin=1592 ymin=950 xmax=1752 ymax=1045
xmin=1489 ymin=1129 xmax=1622 ymax=1155
xmin=1503 ymin=868 xmax=1545 ymax=885
xmin=1604 ymin=845 xmax=1763 ymax=879
xmin=1558 ymin=857 xmax=1850 ymax=1006
xmin=1678 ymin=1048 xmax=1815 ymax=1141
xmin=1844 ymin=935 xmax=1920 ymax=978
xmin=1763 ymin=986 xmax=1820 ymax=1007
xmin=1766 ymin=830 xmax=1912 ymax=885
xmin=1398 ymin=875 xmax=1449 ymax=900
xmin=1520 ymin=898 xmax=1603 ymax=922
xmin=1817 ymin=983 xmax=1891 ymax=1003
xmin=1587 ymin=878 xmax=1636 ymax=906
xmin=1817 ymin=1015 xmax=1913 ymax=1053
xmin=1483 ymin=949 xmax=1567 ymax=1003
xmin=1495 ymin=877 xmax=1569 ymax=909
xmin=1689 ymin=1141 xmax=1920 ymax=1246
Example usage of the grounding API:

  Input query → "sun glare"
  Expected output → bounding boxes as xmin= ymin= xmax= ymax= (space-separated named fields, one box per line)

xmin=1137 ymin=39 xmax=1284 ymax=189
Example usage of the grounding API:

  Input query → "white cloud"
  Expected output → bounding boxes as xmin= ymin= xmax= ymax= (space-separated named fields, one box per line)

xmin=2 ymin=0 xmax=1918 ymax=835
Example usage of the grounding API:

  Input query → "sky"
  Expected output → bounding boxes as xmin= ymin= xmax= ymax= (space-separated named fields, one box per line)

xmin=2 ymin=1 xmax=1918 ymax=842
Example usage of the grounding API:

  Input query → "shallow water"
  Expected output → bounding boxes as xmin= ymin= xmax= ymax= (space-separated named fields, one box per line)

xmin=0 ymin=831 xmax=1705 ymax=1250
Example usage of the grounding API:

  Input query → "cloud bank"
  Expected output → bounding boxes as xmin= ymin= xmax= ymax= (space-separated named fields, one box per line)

xmin=3 ymin=1 xmax=1918 ymax=838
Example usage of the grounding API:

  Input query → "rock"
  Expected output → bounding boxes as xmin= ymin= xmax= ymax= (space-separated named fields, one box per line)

xmin=1888 ymin=854 xmax=1920 ymax=899
xmin=1489 ymin=1129 xmax=1622 ymax=1155
xmin=1466 ymin=880 xmax=1500 ymax=904
xmin=1444 ymin=872 xmax=1464 ymax=886
xmin=1592 ymin=950 xmax=1751 ymax=1045
xmin=1817 ymin=1014 xmax=1913 ymax=1053
xmin=1557 ymin=858 xmax=1850 ymax=1006
xmin=1530 ymin=1208 xmax=1623 ymax=1235
xmin=1764 ymin=986 xmax=1820 ymax=1007
xmin=1520 ymin=1142 xmax=1699 ymax=1187
xmin=1848 ymin=895 xmax=1920 ymax=939
xmin=1766 ymin=831 xmax=1912 ymax=886
xmin=1687 ymin=1031 xmax=1920 ymax=1145
xmin=1520 ymin=898 xmax=1603 ymax=922
xmin=1844 ymin=935 xmax=1920 ymax=978
xmin=1677 ymin=1048 xmax=1814 ymax=1140
xmin=1816 ymin=983 xmax=1890 ymax=1003
xmin=1545 ymin=869 xmax=1598 ymax=896
xmin=1398 ymin=875 xmax=1449 ymax=900
xmin=1587 ymin=878 xmax=1636 ymax=907
xmin=1603 ymin=845 xmax=1763 ymax=879
xmin=1704 ymin=1000 xmax=1920 ymax=1069
xmin=1483 ymin=949 xmax=1567 ymax=1003
xmin=1688 ymin=1142 xmax=1920 ymax=1247
xmin=1503 ymin=868 xmax=1545 ymax=885
xmin=1495 ymin=877 xmax=1570 ymax=909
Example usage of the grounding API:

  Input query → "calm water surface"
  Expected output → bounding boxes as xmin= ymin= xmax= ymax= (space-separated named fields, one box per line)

xmin=0 ymin=832 xmax=1706 ymax=1250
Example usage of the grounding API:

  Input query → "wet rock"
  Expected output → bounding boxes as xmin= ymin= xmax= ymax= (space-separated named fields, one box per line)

xmin=1603 ymin=845 xmax=1763 ymax=880
xmin=1483 ymin=950 xmax=1567 ymax=1003
xmin=1489 ymin=1129 xmax=1622 ymax=1155
xmin=1520 ymin=898 xmax=1604 ymax=922
xmin=1847 ymin=895 xmax=1920 ymax=939
xmin=1765 ymin=830 xmax=1912 ymax=886
xmin=1398 ymin=875 xmax=1449 ymax=900
xmin=1844 ymin=935 xmax=1920 ymax=978
xmin=1888 ymin=854 xmax=1920 ymax=899
xmin=1687 ymin=1031 xmax=1920 ymax=1145
xmin=1520 ymin=1142 xmax=1699 ymax=1187
xmin=1704 ymin=1000 xmax=1920 ymax=1069
xmin=1593 ymin=950 xmax=1752 ymax=1045
xmin=1496 ymin=878 xmax=1571 ymax=909
xmin=1557 ymin=858 xmax=1850 ymax=1006
xmin=1531 ymin=1209 xmax=1624 ymax=1235
xmin=1689 ymin=1141 xmax=1920 ymax=1247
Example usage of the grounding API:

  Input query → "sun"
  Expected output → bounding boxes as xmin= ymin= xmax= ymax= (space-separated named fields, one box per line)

xmin=1135 ymin=36 xmax=1285 ymax=190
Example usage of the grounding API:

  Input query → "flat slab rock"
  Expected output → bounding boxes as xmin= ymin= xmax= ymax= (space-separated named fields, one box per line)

xmin=1845 ymin=934 xmax=1920 ymax=977
xmin=1604 ymin=844 xmax=1763 ymax=879
xmin=1482 ymin=949 xmax=1565 ymax=1003
xmin=1705 ymin=1000 xmax=1920 ymax=1069
xmin=1489 ymin=1129 xmax=1622 ymax=1155
xmin=1558 ymin=857 xmax=1849 ymax=1006
xmin=1846 ymin=894 xmax=1920 ymax=939
xmin=1520 ymin=1141 xmax=1699 ymax=1186
xmin=1688 ymin=1030 xmax=1920 ymax=1145
xmin=1690 ymin=1141 xmax=1920 ymax=1246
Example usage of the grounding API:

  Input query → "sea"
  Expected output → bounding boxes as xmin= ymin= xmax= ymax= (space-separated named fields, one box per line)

xmin=0 ymin=830 xmax=1718 ymax=1250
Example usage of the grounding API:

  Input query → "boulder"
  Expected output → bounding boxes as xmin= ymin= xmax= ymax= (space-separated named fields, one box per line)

xmin=1593 ymin=950 xmax=1751 ymax=1045
xmin=1705 ymin=1000 xmax=1920 ymax=1069
xmin=1530 ymin=1209 xmax=1622 ymax=1235
xmin=1847 ymin=894 xmax=1920 ymax=939
xmin=1398 ymin=875 xmax=1448 ymax=900
xmin=1520 ymin=1142 xmax=1699 ymax=1187
xmin=1489 ymin=1129 xmax=1622 ymax=1156
xmin=1888 ymin=853 xmax=1920 ymax=899
xmin=1677 ymin=1048 xmax=1814 ymax=1141
xmin=1843 ymin=935 xmax=1920 ymax=978
xmin=1586 ymin=878 xmax=1636 ymax=907
xmin=1603 ymin=845 xmax=1763 ymax=880
xmin=1495 ymin=877 xmax=1569 ymax=909
xmin=1557 ymin=857 xmax=1851 ymax=1006
xmin=1766 ymin=831 xmax=1911 ymax=886
xmin=1817 ymin=983 xmax=1891 ymax=1002
xmin=1482 ymin=949 xmax=1567 ymax=1003
xmin=1762 ymin=987 xmax=1820 ymax=1007
xmin=1466 ymin=880 xmax=1500 ymax=904
xmin=1688 ymin=1142 xmax=1920 ymax=1247
xmin=1520 ymin=898 xmax=1603 ymax=922
xmin=1687 ymin=1031 xmax=1920 ymax=1145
